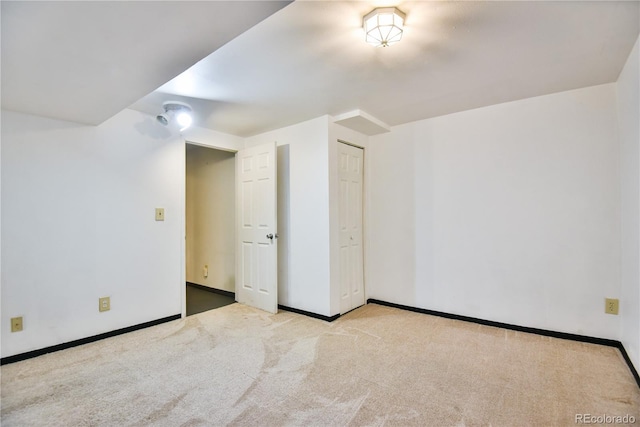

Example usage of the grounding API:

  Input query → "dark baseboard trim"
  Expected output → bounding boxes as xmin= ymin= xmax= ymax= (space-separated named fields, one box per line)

xmin=618 ymin=344 xmax=640 ymax=388
xmin=186 ymin=282 xmax=235 ymax=299
xmin=367 ymin=298 xmax=640 ymax=389
xmin=367 ymin=299 xmax=619 ymax=345
xmin=0 ymin=314 xmax=181 ymax=366
xmin=278 ymin=305 xmax=340 ymax=322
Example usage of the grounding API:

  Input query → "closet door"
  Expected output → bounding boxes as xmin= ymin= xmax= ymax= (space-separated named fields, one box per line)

xmin=338 ymin=142 xmax=364 ymax=314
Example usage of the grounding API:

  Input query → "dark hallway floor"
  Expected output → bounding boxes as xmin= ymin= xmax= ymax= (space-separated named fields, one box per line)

xmin=186 ymin=283 xmax=235 ymax=316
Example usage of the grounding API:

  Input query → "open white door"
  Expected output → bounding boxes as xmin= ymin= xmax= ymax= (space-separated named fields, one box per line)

xmin=236 ymin=142 xmax=278 ymax=313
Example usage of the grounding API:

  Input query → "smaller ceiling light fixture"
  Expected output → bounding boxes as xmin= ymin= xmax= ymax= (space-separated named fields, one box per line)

xmin=363 ymin=7 xmax=406 ymax=47
xmin=156 ymin=101 xmax=193 ymax=131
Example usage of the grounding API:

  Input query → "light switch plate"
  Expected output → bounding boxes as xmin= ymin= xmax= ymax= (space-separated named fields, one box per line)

xmin=155 ymin=208 xmax=165 ymax=221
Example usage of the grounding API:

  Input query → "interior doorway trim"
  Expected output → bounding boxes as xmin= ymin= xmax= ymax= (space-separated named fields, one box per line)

xmin=181 ymin=140 xmax=239 ymax=318
xmin=337 ymin=139 xmax=365 ymax=149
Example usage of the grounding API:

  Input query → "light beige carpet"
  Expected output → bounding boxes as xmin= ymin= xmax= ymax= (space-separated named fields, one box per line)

xmin=1 ymin=303 xmax=639 ymax=426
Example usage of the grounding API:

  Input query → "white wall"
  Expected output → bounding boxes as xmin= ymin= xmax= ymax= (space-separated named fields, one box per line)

xmin=367 ymin=123 xmax=418 ymax=308
xmin=185 ymin=144 xmax=235 ymax=292
xmin=244 ymin=116 xmax=332 ymax=316
xmin=618 ymin=35 xmax=640 ymax=370
xmin=1 ymin=109 xmax=184 ymax=358
xmin=2 ymin=78 xmax=632 ymax=361
xmin=368 ymin=83 xmax=622 ymax=339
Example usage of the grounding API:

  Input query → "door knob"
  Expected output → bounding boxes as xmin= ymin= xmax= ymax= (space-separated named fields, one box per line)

xmin=266 ymin=233 xmax=279 ymax=240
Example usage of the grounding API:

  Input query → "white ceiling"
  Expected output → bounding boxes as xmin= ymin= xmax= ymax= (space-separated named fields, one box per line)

xmin=2 ymin=1 xmax=638 ymax=136
xmin=1 ymin=1 xmax=291 ymax=125
xmin=131 ymin=0 xmax=640 ymax=137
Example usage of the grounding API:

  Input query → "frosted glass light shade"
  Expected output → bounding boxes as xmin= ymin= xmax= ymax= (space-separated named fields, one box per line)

xmin=363 ymin=7 xmax=406 ymax=47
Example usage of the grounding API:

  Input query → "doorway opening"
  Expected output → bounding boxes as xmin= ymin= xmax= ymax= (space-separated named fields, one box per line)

xmin=185 ymin=143 xmax=236 ymax=316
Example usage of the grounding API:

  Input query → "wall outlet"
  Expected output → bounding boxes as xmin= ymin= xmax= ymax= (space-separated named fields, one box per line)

xmin=11 ymin=316 xmax=23 ymax=332
xmin=605 ymin=298 xmax=619 ymax=315
xmin=155 ymin=208 xmax=165 ymax=221
xmin=203 ymin=264 xmax=208 ymax=278
xmin=99 ymin=296 xmax=111 ymax=312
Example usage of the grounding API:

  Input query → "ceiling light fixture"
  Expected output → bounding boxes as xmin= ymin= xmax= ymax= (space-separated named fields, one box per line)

xmin=156 ymin=101 xmax=193 ymax=131
xmin=363 ymin=7 xmax=406 ymax=47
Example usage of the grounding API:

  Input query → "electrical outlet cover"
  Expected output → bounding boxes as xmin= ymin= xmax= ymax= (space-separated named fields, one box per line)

xmin=605 ymin=298 xmax=619 ymax=315
xmin=99 ymin=297 xmax=111 ymax=312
